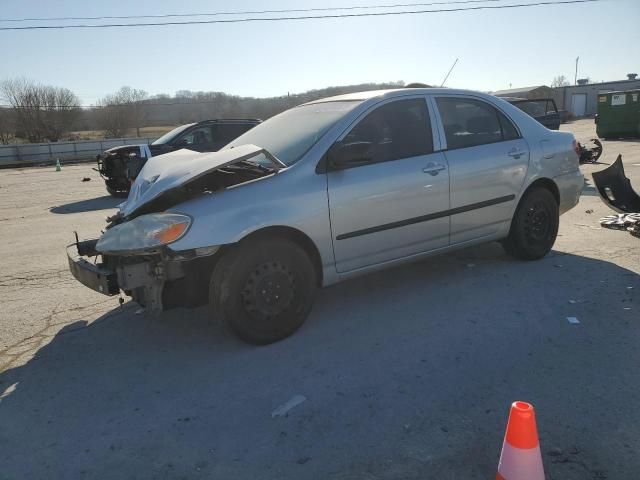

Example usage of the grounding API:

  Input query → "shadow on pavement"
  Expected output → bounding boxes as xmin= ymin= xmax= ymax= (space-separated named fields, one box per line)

xmin=50 ymin=195 xmax=122 ymax=214
xmin=580 ymin=177 xmax=600 ymax=197
xmin=0 ymin=244 xmax=638 ymax=479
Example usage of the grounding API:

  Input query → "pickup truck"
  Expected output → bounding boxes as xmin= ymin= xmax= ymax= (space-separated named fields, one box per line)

xmin=503 ymin=97 xmax=561 ymax=130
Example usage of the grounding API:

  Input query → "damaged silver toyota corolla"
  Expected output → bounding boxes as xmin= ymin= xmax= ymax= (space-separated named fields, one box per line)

xmin=68 ymin=88 xmax=583 ymax=344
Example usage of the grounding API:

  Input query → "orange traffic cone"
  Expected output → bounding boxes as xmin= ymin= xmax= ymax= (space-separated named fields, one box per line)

xmin=496 ymin=401 xmax=545 ymax=480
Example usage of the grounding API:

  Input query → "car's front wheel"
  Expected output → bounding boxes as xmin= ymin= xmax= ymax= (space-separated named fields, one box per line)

xmin=105 ymin=179 xmax=130 ymax=198
xmin=209 ymin=236 xmax=317 ymax=345
xmin=502 ymin=187 xmax=559 ymax=260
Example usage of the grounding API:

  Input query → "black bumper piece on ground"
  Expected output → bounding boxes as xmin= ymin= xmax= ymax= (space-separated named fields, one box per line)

xmin=593 ymin=154 xmax=640 ymax=213
xmin=67 ymin=244 xmax=119 ymax=296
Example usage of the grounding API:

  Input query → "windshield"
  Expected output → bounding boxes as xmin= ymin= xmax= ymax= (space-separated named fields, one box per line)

xmin=151 ymin=123 xmax=196 ymax=145
xmin=225 ymin=101 xmax=362 ymax=165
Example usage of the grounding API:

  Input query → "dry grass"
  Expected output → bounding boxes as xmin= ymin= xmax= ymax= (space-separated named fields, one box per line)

xmin=68 ymin=125 xmax=177 ymax=141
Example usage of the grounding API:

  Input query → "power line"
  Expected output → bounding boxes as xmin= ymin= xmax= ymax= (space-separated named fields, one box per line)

xmin=0 ymin=1 xmax=505 ymax=22
xmin=0 ymin=0 xmax=601 ymax=31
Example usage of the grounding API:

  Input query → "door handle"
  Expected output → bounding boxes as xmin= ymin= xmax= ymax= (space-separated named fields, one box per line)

xmin=508 ymin=148 xmax=525 ymax=159
xmin=422 ymin=163 xmax=446 ymax=176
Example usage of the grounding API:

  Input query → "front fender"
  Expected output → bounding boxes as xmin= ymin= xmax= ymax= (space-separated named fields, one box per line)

xmin=166 ymin=168 xmax=336 ymax=279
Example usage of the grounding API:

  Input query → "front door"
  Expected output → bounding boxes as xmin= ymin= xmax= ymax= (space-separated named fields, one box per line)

xmin=327 ymin=97 xmax=450 ymax=273
xmin=434 ymin=96 xmax=529 ymax=245
xmin=175 ymin=125 xmax=215 ymax=152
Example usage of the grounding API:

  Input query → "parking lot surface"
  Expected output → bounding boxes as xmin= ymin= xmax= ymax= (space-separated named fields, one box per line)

xmin=0 ymin=119 xmax=638 ymax=479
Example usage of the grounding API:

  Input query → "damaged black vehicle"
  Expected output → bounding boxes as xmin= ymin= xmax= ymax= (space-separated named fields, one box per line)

xmin=96 ymin=119 xmax=261 ymax=197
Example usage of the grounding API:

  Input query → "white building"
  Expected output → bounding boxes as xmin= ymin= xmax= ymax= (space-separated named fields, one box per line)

xmin=555 ymin=74 xmax=640 ymax=117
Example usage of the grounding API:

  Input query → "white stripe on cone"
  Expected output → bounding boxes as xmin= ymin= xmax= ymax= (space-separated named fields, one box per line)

xmin=497 ymin=441 xmax=545 ymax=480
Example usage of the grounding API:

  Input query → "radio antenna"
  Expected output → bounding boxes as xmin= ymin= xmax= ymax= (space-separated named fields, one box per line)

xmin=440 ymin=58 xmax=459 ymax=87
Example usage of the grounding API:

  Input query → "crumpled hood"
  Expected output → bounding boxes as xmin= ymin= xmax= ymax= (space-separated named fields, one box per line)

xmin=119 ymin=144 xmax=265 ymax=217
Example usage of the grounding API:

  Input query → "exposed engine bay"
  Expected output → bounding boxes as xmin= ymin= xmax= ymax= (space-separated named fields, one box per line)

xmin=96 ymin=144 xmax=151 ymax=197
xmin=106 ymin=159 xmax=272 ymax=228
xmin=70 ymin=145 xmax=284 ymax=313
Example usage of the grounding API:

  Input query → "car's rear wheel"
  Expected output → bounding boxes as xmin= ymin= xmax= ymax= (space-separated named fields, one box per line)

xmin=502 ymin=187 xmax=559 ymax=260
xmin=209 ymin=236 xmax=316 ymax=345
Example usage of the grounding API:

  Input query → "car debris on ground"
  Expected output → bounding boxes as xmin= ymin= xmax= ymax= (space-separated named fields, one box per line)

xmin=593 ymin=154 xmax=640 ymax=239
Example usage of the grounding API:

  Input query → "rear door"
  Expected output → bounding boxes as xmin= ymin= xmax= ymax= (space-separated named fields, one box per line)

xmin=326 ymin=97 xmax=450 ymax=273
xmin=512 ymin=99 xmax=560 ymax=130
xmin=433 ymin=95 xmax=529 ymax=244
xmin=543 ymin=99 xmax=561 ymax=130
xmin=211 ymin=123 xmax=256 ymax=151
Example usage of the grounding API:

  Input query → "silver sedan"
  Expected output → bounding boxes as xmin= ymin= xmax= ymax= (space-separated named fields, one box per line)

xmin=68 ymin=88 xmax=584 ymax=344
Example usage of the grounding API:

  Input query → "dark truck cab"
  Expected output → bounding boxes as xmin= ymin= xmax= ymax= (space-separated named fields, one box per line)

xmin=504 ymin=98 xmax=561 ymax=130
xmin=97 ymin=118 xmax=261 ymax=197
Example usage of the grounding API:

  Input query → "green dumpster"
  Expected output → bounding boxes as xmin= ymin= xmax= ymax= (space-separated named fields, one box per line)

xmin=596 ymin=89 xmax=640 ymax=139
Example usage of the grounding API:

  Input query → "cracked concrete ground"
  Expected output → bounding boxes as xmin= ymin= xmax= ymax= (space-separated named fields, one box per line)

xmin=0 ymin=119 xmax=638 ymax=479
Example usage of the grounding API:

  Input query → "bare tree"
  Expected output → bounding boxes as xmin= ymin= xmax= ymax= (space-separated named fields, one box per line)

xmin=40 ymin=86 xmax=82 ymax=141
xmin=551 ymin=75 xmax=570 ymax=88
xmin=0 ymin=78 xmax=81 ymax=142
xmin=84 ymin=81 xmax=406 ymax=132
xmin=0 ymin=108 xmax=15 ymax=144
xmin=97 ymin=86 xmax=148 ymax=138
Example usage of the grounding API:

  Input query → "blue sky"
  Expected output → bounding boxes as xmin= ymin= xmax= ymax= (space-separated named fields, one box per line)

xmin=1 ymin=0 xmax=638 ymax=105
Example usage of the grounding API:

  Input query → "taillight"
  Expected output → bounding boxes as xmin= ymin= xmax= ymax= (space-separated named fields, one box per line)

xmin=572 ymin=139 xmax=581 ymax=157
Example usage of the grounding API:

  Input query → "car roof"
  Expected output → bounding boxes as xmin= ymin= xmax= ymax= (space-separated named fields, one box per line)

xmin=302 ymin=88 xmax=496 ymax=105
xmin=195 ymin=118 xmax=262 ymax=125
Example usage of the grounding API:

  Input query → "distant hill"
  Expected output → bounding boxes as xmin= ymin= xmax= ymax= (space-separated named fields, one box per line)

xmin=78 ymin=81 xmax=406 ymax=130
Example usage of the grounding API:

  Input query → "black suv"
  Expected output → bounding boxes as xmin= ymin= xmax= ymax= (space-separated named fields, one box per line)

xmin=98 ymin=118 xmax=262 ymax=197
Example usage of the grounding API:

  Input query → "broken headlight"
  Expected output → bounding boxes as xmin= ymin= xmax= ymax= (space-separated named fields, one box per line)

xmin=96 ymin=213 xmax=191 ymax=254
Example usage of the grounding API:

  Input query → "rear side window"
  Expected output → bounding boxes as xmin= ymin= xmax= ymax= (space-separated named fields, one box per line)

xmin=513 ymin=100 xmax=546 ymax=118
xmin=436 ymin=97 xmax=519 ymax=150
xmin=342 ymin=98 xmax=433 ymax=164
xmin=497 ymin=111 xmax=519 ymax=140
xmin=213 ymin=123 xmax=256 ymax=144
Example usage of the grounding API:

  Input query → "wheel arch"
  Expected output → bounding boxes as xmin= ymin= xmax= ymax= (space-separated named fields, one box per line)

xmin=523 ymin=177 xmax=560 ymax=205
xmin=240 ymin=226 xmax=324 ymax=287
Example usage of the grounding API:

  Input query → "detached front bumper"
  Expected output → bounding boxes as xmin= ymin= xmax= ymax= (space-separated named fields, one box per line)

xmin=67 ymin=240 xmax=207 ymax=314
xmin=67 ymin=243 xmax=119 ymax=295
xmin=67 ymin=241 xmax=167 ymax=312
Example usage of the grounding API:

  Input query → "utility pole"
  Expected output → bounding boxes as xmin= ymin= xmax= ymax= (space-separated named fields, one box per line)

xmin=574 ymin=56 xmax=579 ymax=85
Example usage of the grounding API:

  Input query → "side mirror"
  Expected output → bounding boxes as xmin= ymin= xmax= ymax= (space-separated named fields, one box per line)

xmin=328 ymin=141 xmax=374 ymax=170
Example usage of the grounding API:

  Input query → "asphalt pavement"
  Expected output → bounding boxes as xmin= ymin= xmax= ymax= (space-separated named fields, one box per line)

xmin=0 ymin=119 xmax=638 ymax=479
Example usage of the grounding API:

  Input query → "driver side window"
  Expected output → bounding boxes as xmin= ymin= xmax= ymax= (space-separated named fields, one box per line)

xmin=343 ymin=98 xmax=433 ymax=164
xmin=177 ymin=126 xmax=213 ymax=146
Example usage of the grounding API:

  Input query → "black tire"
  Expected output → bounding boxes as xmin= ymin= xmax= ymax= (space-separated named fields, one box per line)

xmin=502 ymin=187 xmax=559 ymax=261
xmin=105 ymin=185 xmax=129 ymax=198
xmin=105 ymin=180 xmax=130 ymax=198
xmin=209 ymin=236 xmax=317 ymax=345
